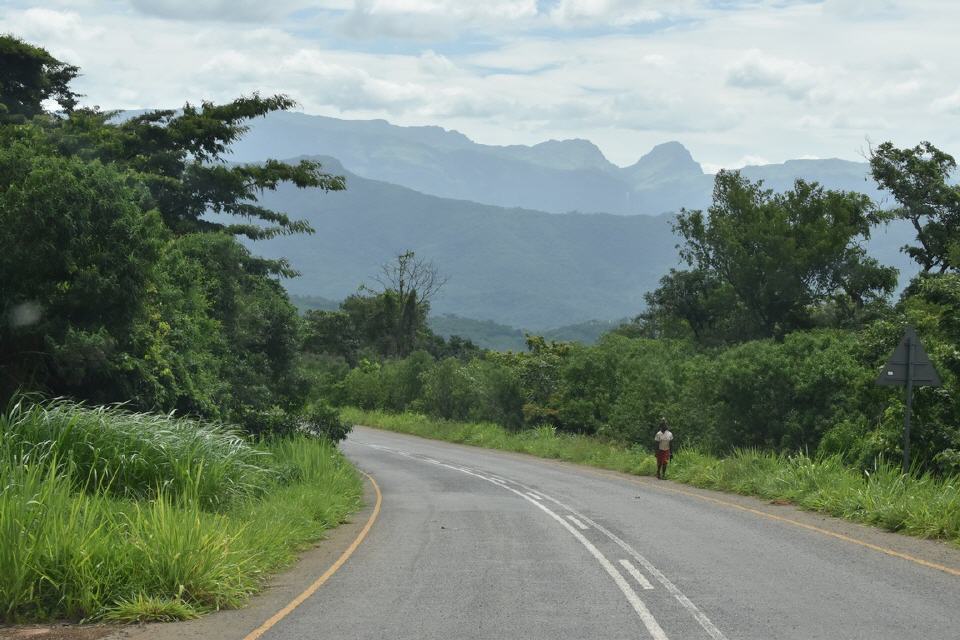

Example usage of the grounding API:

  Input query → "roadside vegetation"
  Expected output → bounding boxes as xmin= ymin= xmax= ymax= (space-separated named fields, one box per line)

xmin=0 ymin=38 xmax=368 ymax=624
xmin=0 ymin=398 xmax=362 ymax=623
xmin=344 ymin=408 xmax=960 ymax=544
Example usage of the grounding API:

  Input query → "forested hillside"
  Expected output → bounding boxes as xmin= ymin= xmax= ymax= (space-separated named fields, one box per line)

xmin=248 ymin=158 xmax=678 ymax=328
xmin=241 ymin=156 xmax=916 ymax=329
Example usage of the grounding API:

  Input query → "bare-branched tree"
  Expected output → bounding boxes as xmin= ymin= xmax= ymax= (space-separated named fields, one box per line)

xmin=373 ymin=250 xmax=448 ymax=305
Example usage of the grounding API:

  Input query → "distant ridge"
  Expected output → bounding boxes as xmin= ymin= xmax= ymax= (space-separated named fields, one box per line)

xmin=229 ymin=111 xmax=884 ymax=216
xmin=243 ymin=155 xmax=915 ymax=329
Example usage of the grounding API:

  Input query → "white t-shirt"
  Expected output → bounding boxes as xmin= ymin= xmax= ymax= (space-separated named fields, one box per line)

xmin=655 ymin=429 xmax=673 ymax=450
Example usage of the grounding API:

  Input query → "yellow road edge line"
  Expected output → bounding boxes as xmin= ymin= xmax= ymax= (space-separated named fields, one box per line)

xmin=356 ymin=427 xmax=960 ymax=578
xmin=662 ymin=484 xmax=960 ymax=577
xmin=580 ymin=465 xmax=960 ymax=578
xmin=241 ymin=472 xmax=383 ymax=640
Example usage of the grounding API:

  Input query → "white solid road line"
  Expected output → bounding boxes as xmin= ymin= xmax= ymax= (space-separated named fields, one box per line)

xmin=566 ymin=515 xmax=589 ymax=530
xmin=438 ymin=462 xmax=670 ymax=640
xmin=619 ymin=559 xmax=655 ymax=590
xmin=360 ymin=443 xmax=671 ymax=640
xmin=362 ymin=440 xmax=727 ymax=640
xmin=526 ymin=491 xmax=544 ymax=500
xmin=519 ymin=483 xmax=729 ymax=640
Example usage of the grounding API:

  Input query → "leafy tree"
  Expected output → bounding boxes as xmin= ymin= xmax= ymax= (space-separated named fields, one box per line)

xmin=0 ymin=133 xmax=164 ymax=402
xmin=172 ymin=233 xmax=307 ymax=416
xmin=49 ymin=97 xmax=345 ymax=253
xmin=0 ymin=35 xmax=342 ymax=429
xmin=0 ymin=35 xmax=79 ymax=122
xmin=636 ymin=269 xmax=746 ymax=345
xmin=302 ymin=310 xmax=360 ymax=365
xmin=869 ymin=141 xmax=960 ymax=273
xmin=669 ymin=171 xmax=896 ymax=340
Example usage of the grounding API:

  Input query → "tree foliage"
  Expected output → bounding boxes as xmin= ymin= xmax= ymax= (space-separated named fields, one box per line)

xmin=0 ymin=36 xmax=79 ymax=122
xmin=0 ymin=35 xmax=348 ymax=436
xmin=646 ymin=171 xmax=897 ymax=342
xmin=49 ymin=97 xmax=346 ymax=251
xmin=869 ymin=141 xmax=960 ymax=274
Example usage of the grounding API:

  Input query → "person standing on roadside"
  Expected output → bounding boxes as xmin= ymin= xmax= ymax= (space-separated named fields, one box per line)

xmin=654 ymin=418 xmax=673 ymax=480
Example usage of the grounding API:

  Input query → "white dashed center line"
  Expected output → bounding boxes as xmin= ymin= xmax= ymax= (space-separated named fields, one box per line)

xmin=619 ymin=559 xmax=655 ymax=590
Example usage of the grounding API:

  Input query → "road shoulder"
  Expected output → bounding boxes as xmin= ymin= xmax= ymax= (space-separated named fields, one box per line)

xmin=112 ymin=473 xmax=378 ymax=640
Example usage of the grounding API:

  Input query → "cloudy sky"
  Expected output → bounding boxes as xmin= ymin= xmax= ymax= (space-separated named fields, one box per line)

xmin=3 ymin=0 xmax=958 ymax=170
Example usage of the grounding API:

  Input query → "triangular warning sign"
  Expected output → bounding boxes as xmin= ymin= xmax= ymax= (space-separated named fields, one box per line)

xmin=875 ymin=326 xmax=942 ymax=387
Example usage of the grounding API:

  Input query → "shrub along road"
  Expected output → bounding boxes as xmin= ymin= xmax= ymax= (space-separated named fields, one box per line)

xmin=229 ymin=426 xmax=959 ymax=640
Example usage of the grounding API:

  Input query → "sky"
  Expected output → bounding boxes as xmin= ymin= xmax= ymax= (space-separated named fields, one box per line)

xmin=2 ymin=0 xmax=958 ymax=171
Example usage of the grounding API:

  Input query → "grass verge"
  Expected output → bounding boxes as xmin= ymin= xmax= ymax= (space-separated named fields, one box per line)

xmin=343 ymin=408 xmax=960 ymax=546
xmin=1 ymin=399 xmax=363 ymax=623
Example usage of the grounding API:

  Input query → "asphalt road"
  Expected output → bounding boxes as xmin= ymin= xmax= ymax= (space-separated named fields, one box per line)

xmin=261 ymin=427 xmax=960 ymax=640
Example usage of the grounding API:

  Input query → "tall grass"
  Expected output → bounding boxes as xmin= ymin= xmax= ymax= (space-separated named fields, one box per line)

xmin=345 ymin=408 xmax=960 ymax=545
xmin=0 ymin=400 xmax=363 ymax=623
xmin=2 ymin=398 xmax=275 ymax=509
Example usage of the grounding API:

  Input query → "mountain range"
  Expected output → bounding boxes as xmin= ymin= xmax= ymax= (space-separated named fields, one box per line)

xmin=244 ymin=158 xmax=914 ymax=331
xmin=215 ymin=111 xmax=918 ymax=334
xmin=252 ymin=157 xmax=680 ymax=328
xmin=231 ymin=111 xmax=889 ymax=216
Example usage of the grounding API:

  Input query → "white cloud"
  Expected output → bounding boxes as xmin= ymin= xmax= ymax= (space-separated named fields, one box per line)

xmin=549 ymin=0 xmax=666 ymax=27
xmin=126 ymin=0 xmax=317 ymax=21
xmin=822 ymin=0 xmax=901 ymax=19
xmin=1 ymin=0 xmax=957 ymax=169
xmin=343 ymin=0 xmax=538 ymax=38
xmin=931 ymin=89 xmax=960 ymax=115
xmin=726 ymin=49 xmax=825 ymax=101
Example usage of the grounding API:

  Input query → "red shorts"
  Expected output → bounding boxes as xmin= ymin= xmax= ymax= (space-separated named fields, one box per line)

xmin=656 ymin=449 xmax=671 ymax=464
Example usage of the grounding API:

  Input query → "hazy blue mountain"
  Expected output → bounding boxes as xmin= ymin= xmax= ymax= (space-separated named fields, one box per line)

xmin=541 ymin=319 xmax=626 ymax=345
xmin=428 ymin=314 xmax=528 ymax=352
xmin=243 ymin=156 xmax=916 ymax=329
xmin=247 ymin=157 xmax=680 ymax=328
xmin=742 ymin=158 xmax=882 ymax=202
xmin=429 ymin=314 xmax=625 ymax=351
xmin=289 ymin=294 xmax=340 ymax=313
xmin=229 ymin=111 xmax=885 ymax=216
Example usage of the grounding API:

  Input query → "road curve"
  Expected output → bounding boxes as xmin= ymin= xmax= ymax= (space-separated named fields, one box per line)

xmin=261 ymin=427 xmax=960 ymax=640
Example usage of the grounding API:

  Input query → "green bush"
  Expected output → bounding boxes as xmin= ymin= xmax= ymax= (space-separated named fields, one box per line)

xmin=303 ymin=402 xmax=353 ymax=442
xmin=237 ymin=405 xmax=302 ymax=439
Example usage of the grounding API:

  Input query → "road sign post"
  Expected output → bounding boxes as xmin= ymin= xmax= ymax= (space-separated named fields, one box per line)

xmin=875 ymin=326 xmax=941 ymax=474
xmin=903 ymin=332 xmax=913 ymax=473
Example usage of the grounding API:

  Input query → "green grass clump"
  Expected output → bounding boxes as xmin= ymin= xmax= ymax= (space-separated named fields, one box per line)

xmin=0 ymin=399 xmax=363 ymax=623
xmin=101 ymin=594 xmax=200 ymax=623
xmin=345 ymin=408 xmax=960 ymax=545
xmin=2 ymin=398 xmax=275 ymax=509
